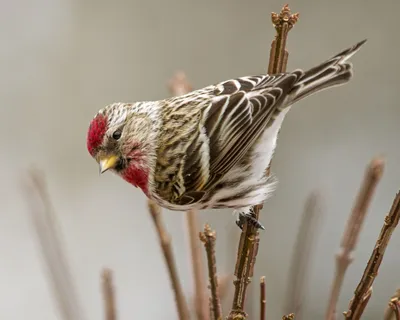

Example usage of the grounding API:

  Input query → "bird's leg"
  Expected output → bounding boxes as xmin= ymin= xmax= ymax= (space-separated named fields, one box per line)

xmin=235 ymin=207 xmax=265 ymax=230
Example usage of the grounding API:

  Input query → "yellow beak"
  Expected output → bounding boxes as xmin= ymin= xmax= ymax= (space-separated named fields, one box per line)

xmin=99 ymin=155 xmax=119 ymax=174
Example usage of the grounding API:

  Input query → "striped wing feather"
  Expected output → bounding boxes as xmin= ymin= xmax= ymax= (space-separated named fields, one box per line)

xmin=175 ymin=73 xmax=300 ymax=205
xmin=160 ymin=40 xmax=366 ymax=206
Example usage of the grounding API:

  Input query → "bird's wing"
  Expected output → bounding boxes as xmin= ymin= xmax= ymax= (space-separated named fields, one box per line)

xmin=177 ymin=73 xmax=300 ymax=205
xmin=163 ymin=39 xmax=368 ymax=206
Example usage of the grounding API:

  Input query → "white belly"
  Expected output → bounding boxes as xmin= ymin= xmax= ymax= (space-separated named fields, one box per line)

xmin=200 ymin=108 xmax=291 ymax=210
xmin=250 ymin=107 xmax=290 ymax=179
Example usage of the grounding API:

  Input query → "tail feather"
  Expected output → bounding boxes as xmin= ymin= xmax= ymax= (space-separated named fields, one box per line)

xmin=288 ymin=39 xmax=367 ymax=105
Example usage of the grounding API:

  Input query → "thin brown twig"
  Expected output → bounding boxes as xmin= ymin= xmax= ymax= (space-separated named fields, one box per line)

xmin=388 ymin=299 xmax=400 ymax=320
xmin=325 ymin=157 xmax=384 ymax=320
xmin=384 ymin=288 xmax=400 ymax=320
xmin=168 ymin=72 xmax=208 ymax=320
xmin=351 ymin=287 xmax=372 ymax=319
xmin=227 ymin=213 xmax=260 ymax=320
xmin=390 ymin=302 xmax=400 ymax=320
xmin=343 ymin=191 xmax=400 ymax=319
xmin=200 ymin=224 xmax=223 ymax=320
xmin=268 ymin=5 xmax=299 ymax=75
xmin=245 ymin=273 xmax=255 ymax=320
xmin=101 ymin=268 xmax=117 ymax=320
xmin=147 ymin=199 xmax=190 ymax=320
xmin=22 ymin=168 xmax=85 ymax=320
xmin=264 ymin=3 xmax=298 ymax=177
xmin=227 ymin=5 xmax=299 ymax=319
xmin=188 ymin=210 xmax=209 ymax=320
xmin=285 ymin=192 xmax=322 ymax=319
xmin=168 ymin=71 xmax=193 ymax=96
xmin=260 ymin=277 xmax=266 ymax=320
xmin=209 ymin=297 xmax=214 ymax=320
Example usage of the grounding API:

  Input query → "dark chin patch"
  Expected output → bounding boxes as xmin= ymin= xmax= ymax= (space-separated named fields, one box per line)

xmin=114 ymin=157 xmax=127 ymax=172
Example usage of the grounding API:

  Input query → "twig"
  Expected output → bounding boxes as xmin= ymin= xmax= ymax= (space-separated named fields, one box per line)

xmin=101 ymin=268 xmax=117 ymax=320
xmin=227 ymin=5 xmax=299 ymax=319
xmin=168 ymin=71 xmax=193 ymax=96
xmin=285 ymin=192 xmax=322 ymax=319
xmin=265 ymin=3 xmax=298 ymax=176
xmin=268 ymin=4 xmax=299 ymax=74
xmin=389 ymin=302 xmax=400 ymax=320
xmin=245 ymin=273 xmax=255 ymax=319
xmin=147 ymin=200 xmax=190 ymax=320
xmin=22 ymin=168 xmax=85 ymax=320
xmin=209 ymin=297 xmax=214 ymax=320
xmin=343 ymin=191 xmax=400 ymax=319
xmin=260 ymin=277 xmax=266 ymax=320
xmin=349 ymin=287 xmax=372 ymax=319
xmin=388 ymin=299 xmax=400 ymax=320
xmin=200 ymin=224 xmax=223 ymax=320
xmin=168 ymin=72 xmax=208 ymax=320
xmin=325 ymin=157 xmax=384 ymax=320
xmin=384 ymin=288 xmax=400 ymax=320
xmin=227 ymin=214 xmax=260 ymax=320
xmin=188 ymin=210 xmax=209 ymax=320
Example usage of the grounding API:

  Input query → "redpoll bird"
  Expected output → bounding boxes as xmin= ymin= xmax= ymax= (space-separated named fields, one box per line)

xmin=87 ymin=39 xmax=366 ymax=229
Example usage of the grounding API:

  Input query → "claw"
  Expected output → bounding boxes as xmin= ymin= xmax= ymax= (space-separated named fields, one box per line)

xmin=235 ymin=214 xmax=246 ymax=230
xmin=236 ymin=211 xmax=265 ymax=230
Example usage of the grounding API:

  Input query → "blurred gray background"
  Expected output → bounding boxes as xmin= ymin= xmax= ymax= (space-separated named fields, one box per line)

xmin=1 ymin=0 xmax=399 ymax=319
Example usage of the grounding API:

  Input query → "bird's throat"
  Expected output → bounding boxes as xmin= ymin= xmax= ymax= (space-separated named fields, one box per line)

xmin=122 ymin=164 xmax=149 ymax=196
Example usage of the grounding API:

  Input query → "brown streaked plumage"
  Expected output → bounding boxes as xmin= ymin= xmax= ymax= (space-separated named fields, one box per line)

xmin=87 ymin=39 xmax=366 ymax=228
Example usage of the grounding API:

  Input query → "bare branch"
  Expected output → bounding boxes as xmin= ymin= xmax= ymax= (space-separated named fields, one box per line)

xmin=285 ymin=192 xmax=322 ymax=319
xmin=209 ymin=297 xmax=215 ymax=320
xmin=388 ymin=299 xmax=400 ymax=320
xmin=227 ymin=5 xmax=299 ymax=319
xmin=260 ymin=277 xmax=266 ymax=320
xmin=343 ymin=191 xmax=400 ymax=319
xmin=384 ymin=288 xmax=400 ymax=320
xmin=268 ymin=4 xmax=299 ymax=74
xmin=101 ymin=268 xmax=117 ymax=320
xmin=390 ymin=302 xmax=400 ymax=320
xmin=200 ymin=224 xmax=223 ymax=320
xmin=147 ymin=200 xmax=190 ymax=320
xmin=22 ymin=168 xmax=85 ymax=320
xmin=168 ymin=71 xmax=193 ymax=96
xmin=326 ymin=157 xmax=384 ymax=320
xmin=187 ymin=210 xmax=209 ymax=320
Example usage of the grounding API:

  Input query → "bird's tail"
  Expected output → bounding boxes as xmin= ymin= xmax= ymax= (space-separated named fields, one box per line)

xmin=287 ymin=39 xmax=367 ymax=105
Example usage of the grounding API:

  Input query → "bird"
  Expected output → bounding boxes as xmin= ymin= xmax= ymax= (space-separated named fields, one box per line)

xmin=86 ymin=39 xmax=366 ymax=230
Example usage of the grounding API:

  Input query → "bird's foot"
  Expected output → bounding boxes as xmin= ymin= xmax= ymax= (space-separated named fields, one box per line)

xmin=235 ymin=209 xmax=265 ymax=230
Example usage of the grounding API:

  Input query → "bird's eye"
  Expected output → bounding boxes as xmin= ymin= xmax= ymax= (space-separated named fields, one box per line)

xmin=112 ymin=129 xmax=122 ymax=140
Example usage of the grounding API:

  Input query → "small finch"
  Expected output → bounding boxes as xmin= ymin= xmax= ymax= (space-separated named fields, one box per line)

xmin=87 ymin=40 xmax=366 ymax=229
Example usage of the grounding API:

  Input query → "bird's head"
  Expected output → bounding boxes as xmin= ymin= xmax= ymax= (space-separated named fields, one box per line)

xmin=86 ymin=103 xmax=155 ymax=194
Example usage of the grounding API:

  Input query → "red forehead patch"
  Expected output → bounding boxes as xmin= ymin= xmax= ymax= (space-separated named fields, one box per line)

xmin=87 ymin=114 xmax=108 ymax=156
